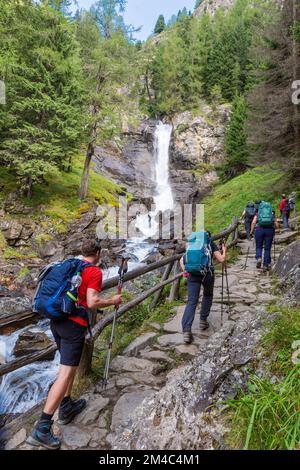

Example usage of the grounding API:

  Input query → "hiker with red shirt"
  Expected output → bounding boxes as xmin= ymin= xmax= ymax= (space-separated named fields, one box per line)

xmin=28 ymin=240 xmax=121 ymax=450
xmin=279 ymin=194 xmax=289 ymax=229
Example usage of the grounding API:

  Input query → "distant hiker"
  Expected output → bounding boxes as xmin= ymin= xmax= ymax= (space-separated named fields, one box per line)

xmin=288 ymin=192 xmax=296 ymax=224
xmin=254 ymin=200 xmax=262 ymax=214
xmin=180 ymin=231 xmax=226 ymax=344
xmin=148 ymin=214 xmax=152 ymax=228
xmin=289 ymin=192 xmax=296 ymax=214
xmin=250 ymin=201 xmax=278 ymax=272
xmin=242 ymin=202 xmax=256 ymax=240
xmin=279 ymin=194 xmax=289 ymax=229
xmin=28 ymin=240 xmax=122 ymax=450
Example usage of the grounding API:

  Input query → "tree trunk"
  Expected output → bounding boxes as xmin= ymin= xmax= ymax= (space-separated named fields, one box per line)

xmin=78 ymin=146 xmax=93 ymax=201
xmin=24 ymin=175 xmax=33 ymax=199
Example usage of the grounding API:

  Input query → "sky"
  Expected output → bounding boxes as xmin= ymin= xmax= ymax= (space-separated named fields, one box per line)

xmin=74 ymin=0 xmax=197 ymax=40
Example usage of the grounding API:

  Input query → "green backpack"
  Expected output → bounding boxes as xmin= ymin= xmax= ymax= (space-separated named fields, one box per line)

xmin=258 ymin=201 xmax=274 ymax=227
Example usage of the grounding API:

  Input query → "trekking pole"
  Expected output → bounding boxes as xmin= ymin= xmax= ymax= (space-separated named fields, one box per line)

xmin=244 ymin=246 xmax=250 ymax=270
xmin=221 ymin=262 xmax=224 ymax=327
xmin=224 ymin=261 xmax=231 ymax=318
xmin=219 ymin=238 xmax=225 ymax=327
xmin=101 ymin=255 xmax=129 ymax=389
xmin=273 ymin=233 xmax=276 ymax=264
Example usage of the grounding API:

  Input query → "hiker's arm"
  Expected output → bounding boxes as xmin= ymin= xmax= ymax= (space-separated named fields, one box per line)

xmin=180 ymin=257 xmax=185 ymax=272
xmin=86 ymin=288 xmax=122 ymax=309
xmin=250 ymin=215 xmax=257 ymax=235
xmin=214 ymin=246 xmax=226 ymax=263
xmin=241 ymin=210 xmax=245 ymax=220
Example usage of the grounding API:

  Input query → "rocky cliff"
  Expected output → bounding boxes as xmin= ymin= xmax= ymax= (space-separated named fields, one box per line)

xmin=194 ymin=0 xmax=235 ymax=17
xmin=93 ymin=103 xmax=229 ymax=205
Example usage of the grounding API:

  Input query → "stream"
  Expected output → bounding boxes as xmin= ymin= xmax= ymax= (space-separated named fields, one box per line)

xmin=0 ymin=121 xmax=174 ymax=417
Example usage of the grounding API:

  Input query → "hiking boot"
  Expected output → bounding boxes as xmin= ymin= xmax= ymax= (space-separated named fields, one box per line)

xmin=58 ymin=397 xmax=87 ymax=425
xmin=183 ymin=331 xmax=193 ymax=344
xmin=256 ymin=258 xmax=262 ymax=269
xmin=26 ymin=420 xmax=61 ymax=450
xmin=200 ymin=319 xmax=210 ymax=330
xmin=263 ymin=264 xmax=271 ymax=273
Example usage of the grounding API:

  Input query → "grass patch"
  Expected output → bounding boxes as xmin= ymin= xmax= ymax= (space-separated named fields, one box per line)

xmin=3 ymin=247 xmax=38 ymax=259
xmin=202 ymin=166 xmax=286 ymax=234
xmin=226 ymin=305 xmax=300 ymax=450
xmin=0 ymin=154 xmax=126 ymax=225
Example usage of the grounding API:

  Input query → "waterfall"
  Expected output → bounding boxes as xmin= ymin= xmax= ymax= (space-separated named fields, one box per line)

xmin=136 ymin=122 xmax=173 ymax=238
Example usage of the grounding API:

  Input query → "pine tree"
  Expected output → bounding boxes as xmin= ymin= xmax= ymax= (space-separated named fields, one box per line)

xmin=221 ymin=95 xmax=249 ymax=180
xmin=76 ymin=10 xmax=138 ymax=200
xmin=0 ymin=0 xmax=84 ymax=197
xmin=154 ymin=15 xmax=165 ymax=34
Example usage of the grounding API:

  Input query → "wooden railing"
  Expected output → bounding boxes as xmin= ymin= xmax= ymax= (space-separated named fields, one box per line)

xmin=0 ymin=217 xmax=239 ymax=379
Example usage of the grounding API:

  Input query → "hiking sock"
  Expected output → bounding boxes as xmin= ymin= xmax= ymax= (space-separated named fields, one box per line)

xmin=40 ymin=412 xmax=53 ymax=422
xmin=36 ymin=412 xmax=53 ymax=433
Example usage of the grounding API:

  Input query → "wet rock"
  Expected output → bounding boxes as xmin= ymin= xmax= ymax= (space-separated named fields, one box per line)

xmin=0 ymin=296 xmax=31 ymax=318
xmin=13 ymin=330 xmax=55 ymax=359
xmin=123 ymin=333 xmax=156 ymax=357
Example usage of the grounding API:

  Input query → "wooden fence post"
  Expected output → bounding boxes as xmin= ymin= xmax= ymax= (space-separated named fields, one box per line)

xmin=77 ymin=309 xmax=97 ymax=379
xmin=168 ymin=260 xmax=182 ymax=302
xmin=151 ymin=260 xmax=175 ymax=309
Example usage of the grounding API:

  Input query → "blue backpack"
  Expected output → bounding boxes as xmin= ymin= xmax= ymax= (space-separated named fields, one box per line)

xmin=183 ymin=231 xmax=212 ymax=275
xmin=32 ymin=258 xmax=92 ymax=320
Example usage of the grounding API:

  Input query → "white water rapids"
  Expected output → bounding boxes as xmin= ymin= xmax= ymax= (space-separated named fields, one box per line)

xmin=0 ymin=122 xmax=174 ymax=417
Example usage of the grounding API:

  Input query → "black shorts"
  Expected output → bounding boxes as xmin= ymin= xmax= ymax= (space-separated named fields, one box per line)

xmin=50 ymin=320 xmax=86 ymax=367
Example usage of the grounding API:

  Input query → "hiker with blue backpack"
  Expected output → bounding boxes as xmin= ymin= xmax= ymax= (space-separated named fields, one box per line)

xmin=180 ymin=231 xmax=227 ymax=344
xmin=250 ymin=201 xmax=278 ymax=272
xmin=241 ymin=202 xmax=256 ymax=240
xmin=27 ymin=239 xmax=122 ymax=450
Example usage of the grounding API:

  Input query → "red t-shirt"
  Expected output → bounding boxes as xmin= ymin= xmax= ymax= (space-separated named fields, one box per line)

xmin=69 ymin=263 xmax=102 ymax=327
xmin=280 ymin=199 xmax=286 ymax=212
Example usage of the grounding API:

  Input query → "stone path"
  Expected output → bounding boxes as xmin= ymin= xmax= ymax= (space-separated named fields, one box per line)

xmin=3 ymin=231 xmax=293 ymax=450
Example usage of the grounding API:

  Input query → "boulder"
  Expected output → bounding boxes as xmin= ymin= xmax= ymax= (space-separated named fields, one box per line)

xmin=274 ymin=240 xmax=300 ymax=278
xmin=74 ymin=396 xmax=110 ymax=426
xmin=61 ymin=425 xmax=91 ymax=449
xmin=0 ymin=338 xmax=6 ymax=364
xmin=110 ymin=389 xmax=155 ymax=431
xmin=5 ymin=428 xmax=27 ymax=450
xmin=13 ymin=330 xmax=55 ymax=359
xmin=0 ymin=297 xmax=31 ymax=319
xmin=110 ymin=356 xmax=160 ymax=375
xmin=123 ymin=333 xmax=156 ymax=357
xmin=2 ymin=220 xmax=23 ymax=244
xmin=38 ymin=240 xmax=64 ymax=260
